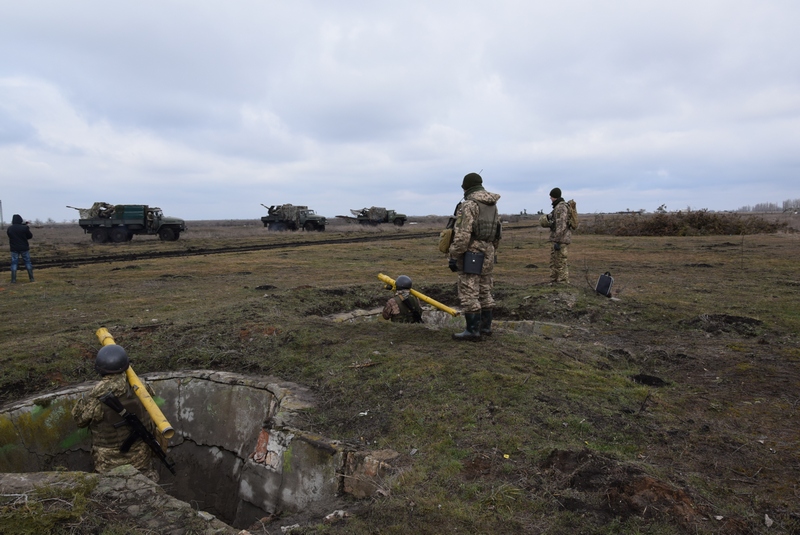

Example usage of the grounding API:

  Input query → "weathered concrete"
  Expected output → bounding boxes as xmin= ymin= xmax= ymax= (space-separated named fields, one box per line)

xmin=0 ymin=370 xmax=398 ymax=530
xmin=0 ymin=384 xmax=93 ymax=473
xmin=343 ymin=449 xmax=401 ymax=499
xmin=0 ymin=466 xmax=241 ymax=535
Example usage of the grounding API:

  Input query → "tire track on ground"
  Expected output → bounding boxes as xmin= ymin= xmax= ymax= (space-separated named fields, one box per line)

xmin=11 ymin=231 xmax=443 ymax=271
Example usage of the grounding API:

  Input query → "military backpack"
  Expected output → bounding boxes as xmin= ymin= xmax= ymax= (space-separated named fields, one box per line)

xmin=566 ymin=199 xmax=579 ymax=230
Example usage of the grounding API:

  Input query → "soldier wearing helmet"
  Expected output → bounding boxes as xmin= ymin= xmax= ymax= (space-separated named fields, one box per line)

xmin=381 ymin=275 xmax=423 ymax=323
xmin=72 ymin=345 xmax=163 ymax=481
xmin=447 ymin=172 xmax=502 ymax=340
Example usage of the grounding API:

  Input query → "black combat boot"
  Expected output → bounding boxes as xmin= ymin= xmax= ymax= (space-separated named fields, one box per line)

xmin=453 ymin=312 xmax=482 ymax=341
xmin=10 ymin=269 xmax=17 ymax=283
xmin=480 ymin=309 xmax=493 ymax=336
xmin=27 ymin=268 xmax=34 ymax=282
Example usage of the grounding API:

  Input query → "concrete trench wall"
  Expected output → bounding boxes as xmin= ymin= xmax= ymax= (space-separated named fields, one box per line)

xmin=0 ymin=371 xmax=348 ymax=528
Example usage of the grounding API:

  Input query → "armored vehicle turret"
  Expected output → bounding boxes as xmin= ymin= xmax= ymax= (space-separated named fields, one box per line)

xmin=336 ymin=207 xmax=407 ymax=226
xmin=260 ymin=204 xmax=326 ymax=231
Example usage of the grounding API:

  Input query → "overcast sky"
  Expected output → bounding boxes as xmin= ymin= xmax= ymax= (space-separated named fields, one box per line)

xmin=2 ymin=1 xmax=798 ymax=222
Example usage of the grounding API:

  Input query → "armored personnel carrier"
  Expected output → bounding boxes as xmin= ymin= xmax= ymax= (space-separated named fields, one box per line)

xmin=69 ymin=203 xmax=186 ymax=243
xmin=260 ymin=204 xmax=326 ymax=231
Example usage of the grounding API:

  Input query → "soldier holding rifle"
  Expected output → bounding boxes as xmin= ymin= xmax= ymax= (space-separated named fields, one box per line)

xmin=72 ymin=345 xmax=172 ymax=481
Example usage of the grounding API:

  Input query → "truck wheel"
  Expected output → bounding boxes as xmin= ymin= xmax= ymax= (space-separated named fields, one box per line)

xmin=304 ymin=221 xmax=316 ymax=232
xmin=110 ymin=227 xmax=128 ymax=243
xmin=91 ymin=228 xmax=109 ymax=243
xmin=159 ymin=227 xmax=176 ymax=241
xmin=393 ymin=218 xmax=405 ymax=226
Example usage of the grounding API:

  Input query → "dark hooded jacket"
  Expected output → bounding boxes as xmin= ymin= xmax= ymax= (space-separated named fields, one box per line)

xmin=7 ymin=215 xmax=33 ymax=252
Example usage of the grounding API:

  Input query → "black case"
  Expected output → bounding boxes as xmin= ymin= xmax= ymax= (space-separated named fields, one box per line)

xmin=463 ymin=251 xmax=485 ymax=275
xmin=596 ymin=272 xmax=614 ymax=297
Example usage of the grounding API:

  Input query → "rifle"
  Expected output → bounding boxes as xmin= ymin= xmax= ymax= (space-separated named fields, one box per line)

xmin=398 ymin=295 xmax=423 ymax=323
xmin=100 ymin=392 xmax=177 ymax=475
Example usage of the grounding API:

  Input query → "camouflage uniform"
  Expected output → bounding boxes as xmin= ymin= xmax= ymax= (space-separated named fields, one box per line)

xmin=72 ymin=373 xmax=160 ymax=481
xmin=381 ymin=290 xmax=423 ymax=323
xmin=549 ymin=198 xmax=572 ymax=283
xmin=450 ymin=188 xmax=502 ymax=313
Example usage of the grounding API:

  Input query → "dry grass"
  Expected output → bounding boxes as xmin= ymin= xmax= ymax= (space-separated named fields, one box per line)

xmin=1 ymin=219 xmax=799 ymax=534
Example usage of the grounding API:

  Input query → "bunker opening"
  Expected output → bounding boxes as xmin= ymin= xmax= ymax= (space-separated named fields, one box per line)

xmin=0 ymin=371 xmax=395 ymax=529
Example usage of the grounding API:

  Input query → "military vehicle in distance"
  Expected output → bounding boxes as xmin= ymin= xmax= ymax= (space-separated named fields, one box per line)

xmin=260 ymin=204 xmax=326 ymax=231
xmin=337 ymin=207 xmax=407 ymax=226
xmin=68 ymin=202 xmax=186 ymax=243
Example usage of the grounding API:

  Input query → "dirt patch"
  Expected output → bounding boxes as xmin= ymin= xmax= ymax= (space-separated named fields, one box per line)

xmin=682 ymin=314 xmax=764 ymax=336
xmin=541 ymin=449 xmax=707 ymax=530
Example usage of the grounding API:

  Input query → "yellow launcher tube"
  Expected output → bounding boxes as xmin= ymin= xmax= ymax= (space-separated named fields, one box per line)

xmin=378 ymin=273 xmax=460 ymax=317
xmin=95 ymin=328 xmax=175 ymax=439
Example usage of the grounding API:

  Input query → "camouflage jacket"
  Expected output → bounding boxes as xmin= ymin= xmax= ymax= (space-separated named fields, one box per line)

xmin=449 ymin=188 xmax=501 ymax=264
xmin=72 ymin=373 xmax=158 ymax=474
xmin=382 ymin=290 xmax=423 ymax=323
xmin=549 ymin=200 xmax=572 ymax=245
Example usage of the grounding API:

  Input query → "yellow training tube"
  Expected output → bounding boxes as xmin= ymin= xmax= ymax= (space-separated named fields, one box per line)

xmin=95 ymin=328 xmax=175 ymax=439
xmin=378 ymin=273 xmax=460 ymax=317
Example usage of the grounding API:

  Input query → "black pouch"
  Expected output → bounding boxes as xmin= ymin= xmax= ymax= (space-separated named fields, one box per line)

xmin=596 ymin=272 xmax=614 ymax=297
xmin=463 ymin=251 xmax=485 ymax=275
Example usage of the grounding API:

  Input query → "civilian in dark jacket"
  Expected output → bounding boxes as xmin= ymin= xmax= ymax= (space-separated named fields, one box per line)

xmin=7 ymin=214 xmax=34 ymax=283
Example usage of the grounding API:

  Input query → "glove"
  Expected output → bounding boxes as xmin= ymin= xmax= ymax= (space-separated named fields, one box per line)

xmin=553 ymin=243 xmax=561 ymax=251
xmin=448 ymin=258 xmax=458 ymax=272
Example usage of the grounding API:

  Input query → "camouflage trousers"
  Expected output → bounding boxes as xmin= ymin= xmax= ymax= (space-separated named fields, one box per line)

xmin=93 ymin=442 xmax=159 ymax=482
xmin=458 ymin=272 xmax=495 ymax=313
xmin=550 ymin=244 xmax=569 ymax=283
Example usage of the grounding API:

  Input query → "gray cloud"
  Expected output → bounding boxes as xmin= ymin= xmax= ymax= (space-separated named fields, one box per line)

xmin=1 ymin=1 xmax=799 ymax=221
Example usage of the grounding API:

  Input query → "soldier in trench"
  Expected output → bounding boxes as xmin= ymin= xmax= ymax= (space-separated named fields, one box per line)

xmin=381 ymin=275 xmax=423 ymax=323
xmin=72 ymin=345 xmax=165 ymax=481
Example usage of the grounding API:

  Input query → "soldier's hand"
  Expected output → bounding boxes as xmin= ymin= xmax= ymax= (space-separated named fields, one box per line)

xmin=553 ymin=243 xmax=561 ymax=251
xmin=448 ymin=259 xmax=458 ymax=272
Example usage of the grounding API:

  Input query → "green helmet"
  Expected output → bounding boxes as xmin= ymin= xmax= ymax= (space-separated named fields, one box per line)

xmin=95 ymin=345 xmax=130 ymax=375
xmin=396 ymin=275 xmax=412 ymax=290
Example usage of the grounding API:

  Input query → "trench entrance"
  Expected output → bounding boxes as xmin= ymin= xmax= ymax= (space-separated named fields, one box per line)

xmin=0 ymin=371 xmax=390 ymax=529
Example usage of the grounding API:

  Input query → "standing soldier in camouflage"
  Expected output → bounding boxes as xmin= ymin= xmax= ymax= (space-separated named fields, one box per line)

xmin=545 ymin=187 xmax=571 ymax=284
xmin=72 ymin=345 xmax=163 ymax=481
xmin=382 ymin=275 xmax=423 ymax=323
xmin=447 ymin=172 xmax=502 ymax=341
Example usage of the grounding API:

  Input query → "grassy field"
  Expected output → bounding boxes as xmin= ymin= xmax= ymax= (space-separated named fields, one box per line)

xmin=1 ymin=216 xmax=799 ymax=534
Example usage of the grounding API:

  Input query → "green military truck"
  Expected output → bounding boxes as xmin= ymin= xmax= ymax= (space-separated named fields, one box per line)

xmin=260 ymin=204 xmax=326 ymax=231
xmin=69 ymin=202 xmax=186 ymax=243
xmin=337 ymin=207 xmax=407 ymax=226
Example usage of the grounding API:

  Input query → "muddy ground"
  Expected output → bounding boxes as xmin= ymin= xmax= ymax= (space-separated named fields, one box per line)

xmin=1 ymin=217 xmax=799 ymax=534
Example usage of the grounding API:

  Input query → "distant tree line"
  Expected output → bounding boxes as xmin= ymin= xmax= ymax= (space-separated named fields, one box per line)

xmin=581 ymin=209 xmax=787 ymax=236
xmin=736 ymin=199 xmax=800 ymax=212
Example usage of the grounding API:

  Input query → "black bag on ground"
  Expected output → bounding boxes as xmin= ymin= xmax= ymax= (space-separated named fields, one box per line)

xmin=596 ymin=272 xmax=614 ymax=297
